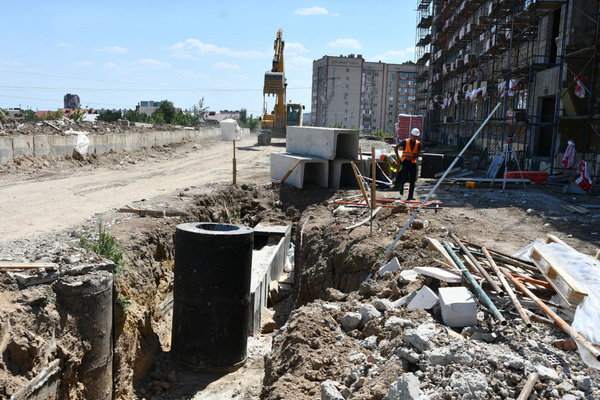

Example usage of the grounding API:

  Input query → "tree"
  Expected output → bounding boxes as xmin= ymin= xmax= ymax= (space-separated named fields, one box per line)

xmin=172 ymin=109 xmax=191 ymax=126
xmin=188 ymin=97 xmax=209 ymax=126
xmin=97 ymin=109 xmax=122 ymax=122
xmin=23 ymin=110 xmax=37 ymax=120
xmin=239 ymin=108 xmax=248 ymax=124
xmin=151 ymin=110 xmax=165 ymax=124
xmin=157 ymin=100 xmax=176 ymax=124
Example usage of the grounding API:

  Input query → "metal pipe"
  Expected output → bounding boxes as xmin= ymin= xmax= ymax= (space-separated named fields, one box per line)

xmin=482 ymin=247 xmax=531 ymax=328
xmin=501 ymin=267 xmax=600 ymax=362
xmin=442 ymin=241 xmax=507 ymax=325
xmin=451 ymin=233 xmax=504 ymax=296
xmin=517 ymin=372 xmax=539 ymax=400
xmin=386 ymin=102 xmax=503 ymax=254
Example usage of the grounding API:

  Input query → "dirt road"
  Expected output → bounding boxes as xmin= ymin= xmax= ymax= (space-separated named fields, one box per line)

xmin=0 ymin=134 xmax=279 ymax=242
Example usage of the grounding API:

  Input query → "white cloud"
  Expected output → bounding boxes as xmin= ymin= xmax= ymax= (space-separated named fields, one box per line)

xmin=131 ymin=58 xmax=171 ymax=69
xmin=178 ymin=70 xmax=208 ymax=80
xmin=331 ymin=12 xmax=339 ymax=17
xmin=57 ymin=43 xmax=72 ymax=48
xmin=104 ymin=62 xmax=120 ymax=69
xmin=294 ymin=6 xmax=328 ymax=16
xmin=286 ymin=56 xmax=313 ymax=71
xmin=95 ymin=46 xmax=129 ymax=54
xmin=285 ymin=42 xmax=308 ymax=56
xmin=327 ymin=39 xmax=361 ymax=49
xmin=74 ymin=61 xmax=94 ymax=68
xmin=168 ymin=39 xmax=263 ymax=58
xmin=213 ymin=62 xmax=240 ymax=70
xmin=373 ymin=47 xmax=416 ymax=62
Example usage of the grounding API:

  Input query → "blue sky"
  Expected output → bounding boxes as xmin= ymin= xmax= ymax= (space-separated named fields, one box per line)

xmin=1 ymin=1 xmax=417 ymax=116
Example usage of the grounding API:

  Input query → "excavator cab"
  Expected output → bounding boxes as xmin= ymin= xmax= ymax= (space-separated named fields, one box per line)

xmin=286 ymin=103 xmax=303 ymax=127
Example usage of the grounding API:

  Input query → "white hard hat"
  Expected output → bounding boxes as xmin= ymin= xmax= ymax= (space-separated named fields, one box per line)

xmin=411 ymin=128 xmax=420 ymax=137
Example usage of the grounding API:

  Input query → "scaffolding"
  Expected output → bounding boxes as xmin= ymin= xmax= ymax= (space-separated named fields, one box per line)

xmin=415 ymin=0 xmax=600 ymax=184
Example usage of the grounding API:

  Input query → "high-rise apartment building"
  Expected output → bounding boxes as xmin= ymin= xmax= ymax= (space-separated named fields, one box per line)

xmin=64 ymin=93 xmax=80 ymax=109
xmin=311 ymin=55 xmax=418 ymax=134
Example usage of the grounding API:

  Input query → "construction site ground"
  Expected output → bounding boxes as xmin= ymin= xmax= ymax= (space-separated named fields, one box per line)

xmin=1 ymin=130 xmax=600 ymax=399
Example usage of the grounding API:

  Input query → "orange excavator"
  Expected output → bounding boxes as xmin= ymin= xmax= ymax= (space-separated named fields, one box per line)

xmin=258 ymin=29 xmax=304 ymax=145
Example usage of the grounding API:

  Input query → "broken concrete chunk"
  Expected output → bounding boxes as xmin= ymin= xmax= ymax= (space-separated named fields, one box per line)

xmin=399 ymin=269 xmax=420 ymax=283
xmin=534 ymin=364 xmax=560 ymax=382
xmin=340 ymin=312 xmax=362 ymax=331
xmin=425 ymin=346 xmax=475 ymax=367
xmin=378 ymin=257 xmax=401 ymax=277
xmin=384 ymin=316 xmax=415 ymax=330
xmin=413 ymin=266 xmax=463 ymax=283
xmin=320 ymin=379 xmax=345 ymax=400
xmin=360 ymin=304 xmax=382 ymax=326
xmin=438 ymin=287 xmax=477 ymax=328
xmin=370 ymin=298 xmax=394 ymax=312
xmin=361 ymin=335 xmax=378 ymax=350
xmin=388 ymin=372 xmax=421 ymax=400
xmin=407 ymin=286 xmax=439 ymax=310
xmin=450 ymin=370 xmax=489 ymax=399
xmin=402 ymin=322 xmax=438 ymax=352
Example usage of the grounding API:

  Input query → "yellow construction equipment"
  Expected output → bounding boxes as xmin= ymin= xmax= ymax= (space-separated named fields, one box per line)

xmin=258 ymin=29 xmax=304 ymax=145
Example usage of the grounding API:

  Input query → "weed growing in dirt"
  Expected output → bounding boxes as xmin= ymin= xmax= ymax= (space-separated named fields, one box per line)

xmin=78 ymin=221 xmax=125 ymax=275
xmin=344 ymin=250 xmax=356 ymax=265
xmin=43 ymin=291 xmax=56 ymax=305
xmin=116 ymin=295 xmax=132 ymax=311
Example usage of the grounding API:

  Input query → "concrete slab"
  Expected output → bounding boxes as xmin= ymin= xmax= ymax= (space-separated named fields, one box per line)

xmin=0 ymin=137 xmax=13 ymax=164
xmin=12 ymin=136 xmax=33 ymax=158
xmin=438 ymin=287 xmax=477 ymax=328
xmin=407 ymin=285 xmax=439 ymax=309
xmin=413 ymin=267 xmax=463 ymax=283
xmin=378 ymin=257 xmax=401 ymax=277
xmin=329 ymin=159 xmax=360 ymax=189
xmin=270 ymin=152 xmax=328 ymax=189
xmin=249 ymin=223 xmax=291 ymax=335
xmin=286 ymin=126 xmax=358 ymax=160
xmin=33 ymin=135 xmax=51 ymax=157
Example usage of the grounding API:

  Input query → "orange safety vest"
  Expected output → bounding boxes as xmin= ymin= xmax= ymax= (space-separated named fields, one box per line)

xmin=401 ymin=140 xmax=420 ymax=163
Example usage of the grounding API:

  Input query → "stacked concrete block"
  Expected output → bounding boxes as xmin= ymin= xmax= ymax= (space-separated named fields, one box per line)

xmin=271 ymin=127 xmax=359 ymax=189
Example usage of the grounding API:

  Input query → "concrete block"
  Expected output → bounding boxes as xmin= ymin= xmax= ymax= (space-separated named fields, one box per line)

xmin=12 ymin=136 xmax=33 ymax=157
xmin=413 ymin=267 xmax=463 ymax=283
xmin=124 ymin=132 xmax=135 ymax=151
xmin=33 ymin=135 xmax=51 ymax=157
xmin=407 ymin=286 xmax=439 ymax=309
xmin=388 ymin=372 xmax=421 ymax=400
xmin=286 ymin=126 xmax=358 ymax=160
xmin=270 ymin=152 xmax=328 ymax=189
xmin=438 ymin=287 xmax=477 ymax=328
xmin=378 ymin=257 xmax=400 ymax=277
xmin=49 ymin=135 xmax=71 ymax=156
xmin=329 ymin=159 xmax=359 ymax=189
xmin=0 ymin=137 xmax=14 ymax=164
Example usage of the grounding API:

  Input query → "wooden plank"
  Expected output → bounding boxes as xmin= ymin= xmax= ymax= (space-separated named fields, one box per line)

xmin=530 ymin=246 xmax=588 ymax=306
xmin=426 ymin=237 xmax=460 ymax=270
xmin=596 ymin=249 xmax=600 ymax=260
xmin=0 ymin=262 xmax=57 ymax=270
xmin=546 ymin=234 xmax=570 ymax=248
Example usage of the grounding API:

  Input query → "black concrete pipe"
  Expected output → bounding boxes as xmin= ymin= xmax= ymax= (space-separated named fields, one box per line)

xmin=172 ymin=222 xmax=253 ymax=372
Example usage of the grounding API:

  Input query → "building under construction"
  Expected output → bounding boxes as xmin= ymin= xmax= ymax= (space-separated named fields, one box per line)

xmin=415 ymin=0 xmax=599 ymax=181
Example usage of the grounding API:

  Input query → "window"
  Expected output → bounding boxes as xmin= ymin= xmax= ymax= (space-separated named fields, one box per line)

xmin=364 ymin=102 xmax=372 ymax=107
xmin=391 ymin=73 xmax=396 ymax=78
xmin=366 ymin=78 xmax=373 ymax=84
xmin=388 ymin=119 xmax=393 ymax=123
xmin=344 ymin=93 xmax=348 ymax=99
xmin=375 ymin=72 xmax=379 ymax=77
xmin=399 ymin=95 xmax=407 ymax=101
xmin=410 ymin=72 xmax=417 ymax=78
xmin=374 ymin=88 xmax=379 ymax=94
xmin=388 ymin=111 xmax=393 ymax=116
xmin=373 ymin=103 xmax=378 ymax=108
xmin=400 ymin=72 xmax=409 ymax=78
xmin=346 ymin=76 xmax=349 ymax=81
xmin=344 ymin=117 xmax=348 ymax=121
xmin=408 ymin=88 xmax=416 ymax=94
xmin=345 ymin=110 xmax=348 ymax=114
xmin=389 ymin=104 xmax=394 ymax=109
xmin=389 ymin=96 xmax=394 ymax=101
xmin=365 ymin=87 xmax=373 ymax=93
xmin=399 ymin=80 xmax=409 ymax=85
xmin=365 ymin=70 xmax=373 ymax=76
xmin=389 ymin=89 xmax=394 ymax=94
xmin=345 ymin=101 xmax=349 ymax=105
xmin=345 ymin=85 xmax=349 ymax=89
xmin=346 ymin=68 xmax=350 ymax=73
xmin=399 ymin=103 xmax=407 ymax=109
xmin=389 ymin=80 xmax=395 ymax=86
xmin=374 ymin=80 xmax=379 ymax=86
xmin=408 ymin=96 xmax=416 ymax=101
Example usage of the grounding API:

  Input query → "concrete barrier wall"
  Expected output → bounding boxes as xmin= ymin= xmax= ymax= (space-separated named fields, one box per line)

xmin=0 ymin=127 xmax=246 ymax=165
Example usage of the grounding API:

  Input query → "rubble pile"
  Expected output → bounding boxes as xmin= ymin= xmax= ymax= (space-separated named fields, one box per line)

xmin=0 ymin=118 xmax=177 ymax=137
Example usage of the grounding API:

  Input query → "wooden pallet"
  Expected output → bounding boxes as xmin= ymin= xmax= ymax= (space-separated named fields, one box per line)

xmin=530 ymin=246 xmax=588 ymax=307
xmin=561 ymin=204 xmax=590 ymax=214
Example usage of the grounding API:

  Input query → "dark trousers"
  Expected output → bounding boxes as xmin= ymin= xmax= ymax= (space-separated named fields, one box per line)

xmin=397 ymin=159 xmax=417 ymax=198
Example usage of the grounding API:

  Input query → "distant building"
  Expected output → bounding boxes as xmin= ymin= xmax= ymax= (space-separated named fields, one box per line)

xmin=302 ymin=111 xmax=311 ymax=126
xmin=6 ymin=108 xmax=25 ymax=118
xmin=137 ymin=100 xmax=163 ymax=117
xmin=205 ymin=110 xmax=241 ymax=125
xmin=64 ymin=93 xmax=81 ymax=109
xmin=311 ymin=54 xmax=417 ymax=134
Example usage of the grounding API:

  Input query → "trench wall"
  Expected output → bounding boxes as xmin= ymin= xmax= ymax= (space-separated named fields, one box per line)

xmin=0 ymin=127 xmax=249 ymax=165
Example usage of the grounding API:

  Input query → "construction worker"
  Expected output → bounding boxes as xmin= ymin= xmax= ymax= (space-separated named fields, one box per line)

xmin=393 ymin=128 xmax=421 ymax=200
